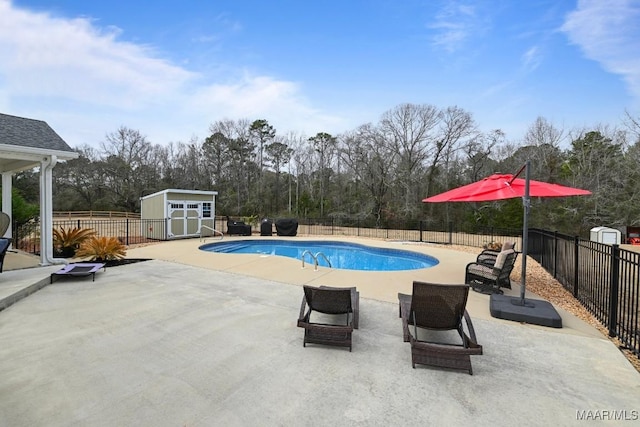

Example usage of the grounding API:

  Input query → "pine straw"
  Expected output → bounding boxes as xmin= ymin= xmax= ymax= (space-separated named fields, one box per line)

xmin=450 ymin=244 xmax=640 ymax=373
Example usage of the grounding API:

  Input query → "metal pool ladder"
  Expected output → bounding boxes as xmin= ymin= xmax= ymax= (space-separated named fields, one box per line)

xmin=301 ymin=250 xmax=332 ymax=271
xmin=200 ymin=225 xmax=224 ymax=242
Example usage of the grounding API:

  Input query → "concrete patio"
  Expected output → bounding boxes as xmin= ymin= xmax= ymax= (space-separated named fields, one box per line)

xmin=0 ymin=238 xmax=638 ymax=426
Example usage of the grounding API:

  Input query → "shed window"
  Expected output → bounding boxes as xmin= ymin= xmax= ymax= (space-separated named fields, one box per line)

xmin=203 ymin=202 xmax=212 ymax=218
xmin=187 ymin=203 xmax=199 ymax=209
xmin=171 ymin=203 xmax=184 ymax=209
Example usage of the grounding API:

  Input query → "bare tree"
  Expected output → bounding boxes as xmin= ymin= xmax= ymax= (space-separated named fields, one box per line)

xmin=425 ymin=106 xmax=477 ymax=198
xmin=379 ymin=103 xmax=439 ymax=216
xmin=340 ymin=124 xmax=397 ymax=223
xmin=265 ymin=138 xmax=293 ymax=213
xmin=100 ymin=127 xmax=155 ymax=211
xmin=308 ymin=132 xmax=336 ymax=217
xmin=522 ymin=117 xmax=565 ymax=182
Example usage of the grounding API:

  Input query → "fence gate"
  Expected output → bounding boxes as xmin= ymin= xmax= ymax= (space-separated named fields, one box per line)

xmin=167 ymin=201 xmax=202 ymax=238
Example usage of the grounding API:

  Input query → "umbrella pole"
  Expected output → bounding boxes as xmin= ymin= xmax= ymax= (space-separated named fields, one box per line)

xmin=517 ymin=160 xmax=530 ymax=305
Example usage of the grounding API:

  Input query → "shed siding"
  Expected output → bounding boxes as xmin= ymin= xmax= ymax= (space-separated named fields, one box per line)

xmin=141 ymin=193 xmax=166 ymax=220
xmin=141 ymin=189 xmax=217 ymax=239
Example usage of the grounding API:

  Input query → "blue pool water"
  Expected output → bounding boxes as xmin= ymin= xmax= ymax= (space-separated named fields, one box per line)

xmin=199 ymin=240 xmax=439 ymax=271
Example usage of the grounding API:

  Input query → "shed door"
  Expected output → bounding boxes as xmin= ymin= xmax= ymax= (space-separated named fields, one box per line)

xmin=167 ymin=201 xmax=202 ymax=237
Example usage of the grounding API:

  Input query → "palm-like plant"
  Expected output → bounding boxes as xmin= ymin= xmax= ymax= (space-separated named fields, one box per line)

xmin=53 ymin=226 xmax=96 ymax=257
xmin=75 ymin=236 xmax=127 ymax=261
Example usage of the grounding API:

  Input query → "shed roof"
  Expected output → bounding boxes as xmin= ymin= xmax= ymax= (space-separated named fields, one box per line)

xmin=141 ymin=189 xmax=219 ymax=201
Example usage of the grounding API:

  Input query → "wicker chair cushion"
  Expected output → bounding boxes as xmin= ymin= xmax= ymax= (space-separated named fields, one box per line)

xmin=501 ymin=241 xmax=515 ymax=251
xmin=494 ymin=249 xmax=515 ymax=269
xmin=467 ymin=264 xmax=495 ymax=279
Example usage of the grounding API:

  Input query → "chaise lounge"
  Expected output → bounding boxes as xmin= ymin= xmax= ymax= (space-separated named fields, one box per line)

xmin=398 ymin=281 xmax=483 ymax=374
xmin=297 ymin=285 xmax=359 ymax=351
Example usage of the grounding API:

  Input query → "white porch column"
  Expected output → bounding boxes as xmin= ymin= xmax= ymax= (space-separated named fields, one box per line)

xmin=2 ymin=172 xmax=12 ymax=241
xmin=39 ymin=155 xmax=61 ymax=265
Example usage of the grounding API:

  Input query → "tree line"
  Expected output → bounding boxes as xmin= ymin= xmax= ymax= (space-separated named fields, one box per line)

xmin=10 ymin=103 xmax=640 ymax=236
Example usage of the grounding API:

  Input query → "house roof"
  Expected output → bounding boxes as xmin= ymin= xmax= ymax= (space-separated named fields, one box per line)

xmin=0 ymin=112 xmax=78 ymax=173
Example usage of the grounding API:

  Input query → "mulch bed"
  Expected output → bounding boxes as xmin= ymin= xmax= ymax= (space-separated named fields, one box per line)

xmin=102 ymin=258 xmax=152 ymax=267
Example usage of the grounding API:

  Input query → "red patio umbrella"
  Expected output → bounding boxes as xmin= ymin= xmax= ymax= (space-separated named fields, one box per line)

xmin=423 ymin=173 xmax=591 ymax=203
xmin=423 ymin=161 xmax=591 ymax=313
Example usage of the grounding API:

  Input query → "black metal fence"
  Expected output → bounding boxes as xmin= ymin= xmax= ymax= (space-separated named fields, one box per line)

xmin=15 ymin=216 xmax=523 ymax=254
xmin=529 ymin=228 xmax=640 ymax=359
xmin=14 ymin=218 xmax=167 ymax=253
xmin=293 ymin=217 xmax=522 ymax=249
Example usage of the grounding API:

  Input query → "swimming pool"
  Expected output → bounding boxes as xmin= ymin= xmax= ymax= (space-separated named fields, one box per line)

xmin=199 ymin=240 xmax=439 ymax=271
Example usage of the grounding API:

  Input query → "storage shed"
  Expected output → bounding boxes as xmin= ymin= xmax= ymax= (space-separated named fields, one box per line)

xmin=590 ymin=226 xmax=621 ymax=245
xmin=141 ymin=189 xmax=218 ymax=239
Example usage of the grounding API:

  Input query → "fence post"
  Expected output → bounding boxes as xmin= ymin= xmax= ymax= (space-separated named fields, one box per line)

xmin=607 ymin=244 xmax=620 ymax=338
xmin=126 ymin=218 xmax=130 ymax=246
xmin=573 ymin=236 xmax=579 ymax=297
xmin=553 ymin=231 xmax=558 ymax=278
xmin=447 ymin=221 xmax=453 ymax=245
xmin=419 ymin=220 xmax=423 ymax=242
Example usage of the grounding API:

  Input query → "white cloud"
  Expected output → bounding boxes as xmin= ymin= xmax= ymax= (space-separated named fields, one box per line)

xmin=428 ymin=2 xmax=481 ymax=53
xmin=0 ymin=1 xmax=194 ymax=109
xmin=521 ymin=45 xmax=542 ymax=72
xmin=561 ymin=0 xmax=640 ymax=98
xmin=0 ymin=0 xmax=341 ymax=146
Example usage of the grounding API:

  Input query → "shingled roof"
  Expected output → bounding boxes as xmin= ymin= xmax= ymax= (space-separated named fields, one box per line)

xmin=0 ymin=112 xmax=75 ymax=153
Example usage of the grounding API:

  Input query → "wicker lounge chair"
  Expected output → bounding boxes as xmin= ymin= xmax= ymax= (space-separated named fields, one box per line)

xmin=476 ymin=241 xmax=515 ymax=266
xmin=297 ymin=285 xmax=359 ymax=351
xmin=398 ymin=281 xmax=482 ymax=374
xmin=465 ymin=249 xmax=517 ymax=294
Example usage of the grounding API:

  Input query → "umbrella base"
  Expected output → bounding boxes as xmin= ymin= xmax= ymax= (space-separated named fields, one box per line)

xmin=490 ymin=294 xmax=562 ymax=328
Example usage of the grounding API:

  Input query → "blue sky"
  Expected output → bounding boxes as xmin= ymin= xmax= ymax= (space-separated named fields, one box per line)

xmin=1 ymin=0 xmax=639 ymax=149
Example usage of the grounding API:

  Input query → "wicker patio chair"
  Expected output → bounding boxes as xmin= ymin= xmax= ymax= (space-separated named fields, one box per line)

xmin=398 ymin=281 xmax=482 ymax=375
xmin=0 ymin=212 xmax=9 ymax=237
xmin=0 ymin=238 xmax=11 ymax=273
xmin=297 ymin=285 xmax=359 ymax=351
xmin=476 ymin=241 xmax=515 ymax=266
xmin=465 ymin=249 xmax=518 ymax=294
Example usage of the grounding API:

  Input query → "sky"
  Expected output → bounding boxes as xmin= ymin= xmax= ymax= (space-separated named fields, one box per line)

xmin=1 ymin=0 xmax=639 ymax=149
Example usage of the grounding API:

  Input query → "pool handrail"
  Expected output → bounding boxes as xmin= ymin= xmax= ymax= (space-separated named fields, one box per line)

xmin=200 ymin=225 xmax=224 ymax=242
xmin=316 ymin=252 xmax=332 ymax=269
xmin=301 ymin=250 xmax=332 ymax=271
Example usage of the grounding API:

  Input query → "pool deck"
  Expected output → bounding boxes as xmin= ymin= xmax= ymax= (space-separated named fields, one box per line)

xmin=0 ymin=236 xmax=639 ymax=426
